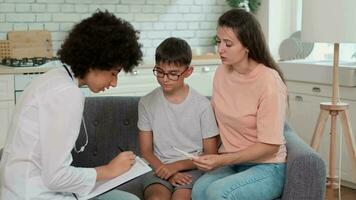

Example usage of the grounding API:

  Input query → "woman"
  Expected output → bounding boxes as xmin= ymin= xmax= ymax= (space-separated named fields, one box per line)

xmin=0 ymin=11 xmax=142 ymax=200
xmin=192 ymin=9 xmax=287 ymax=200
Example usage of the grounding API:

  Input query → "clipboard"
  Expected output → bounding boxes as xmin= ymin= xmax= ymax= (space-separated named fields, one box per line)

xmin=77 ymin=157 xmax=151 ymax=200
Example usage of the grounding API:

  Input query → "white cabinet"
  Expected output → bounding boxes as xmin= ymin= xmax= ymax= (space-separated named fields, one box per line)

xmin=0 ymin=75 xmax=14 ymax=100
xmin=286 ymin=80 xmax=356 ymax=186
xmin=92 ymin=64 xmax=218 ymax=97
xmin=0 ymin=101 xmax=14 ymax=148
xmin=186 ymin=66 xmax=216 ymax=96
xmin=0 ymin=75 xmax=15 ymax=148
xmin=339 ymin=99 xmax=356 ymax=186
xmin=287 ymin=92 xmax=321 ymax=143
xmin=92 ymin=67 xmax=159 ymax=97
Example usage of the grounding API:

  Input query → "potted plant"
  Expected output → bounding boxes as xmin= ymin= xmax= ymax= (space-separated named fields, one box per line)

xmin=210 ymin=0 xmax=261 ymax=48
xmin=226 ymin=0 xmax=261 ymax=13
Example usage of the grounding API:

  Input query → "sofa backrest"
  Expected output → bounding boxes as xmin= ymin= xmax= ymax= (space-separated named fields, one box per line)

xmin=71 ymin=96 xmax=300 ymax=168
xmin=71 ymin=96 xmax=141 ymax=168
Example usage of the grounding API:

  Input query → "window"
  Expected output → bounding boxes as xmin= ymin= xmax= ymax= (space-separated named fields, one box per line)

xmin=295 ymin=1 xmax=356 ymax=62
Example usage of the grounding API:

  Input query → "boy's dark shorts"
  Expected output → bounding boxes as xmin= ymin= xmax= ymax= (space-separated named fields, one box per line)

xmin=143 ymin=169 xmax=203 ymax=192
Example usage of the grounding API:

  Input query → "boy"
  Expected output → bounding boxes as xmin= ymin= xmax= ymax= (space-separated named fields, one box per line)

xmin=138 ymin=37 xmax=219 ymax=200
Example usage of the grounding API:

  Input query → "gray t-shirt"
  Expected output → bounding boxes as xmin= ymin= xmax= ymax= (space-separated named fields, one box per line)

xmin=138 ymin=86 xmax=219 ymax=164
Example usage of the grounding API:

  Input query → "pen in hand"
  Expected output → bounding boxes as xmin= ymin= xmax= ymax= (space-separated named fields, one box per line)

xmin=117 ymin=146 xmax=138 ymax=159
xmin=117 ymin=146 xmax=150 ymax=166
xmin=116 ymin=146 xmax=139 ymax=168
xmin=117 ymin=146 xmax=125 ymax=152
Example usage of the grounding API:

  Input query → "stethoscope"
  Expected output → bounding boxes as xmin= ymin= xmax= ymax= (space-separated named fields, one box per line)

xmin=63 ymin=64 xmax=88 ymax=153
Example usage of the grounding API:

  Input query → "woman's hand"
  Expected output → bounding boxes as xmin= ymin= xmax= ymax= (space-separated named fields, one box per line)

xmin=96 ymin=151 xmax=136 ymax=180
xmin=168 ymin=172 xmax=192 ymax=186
xmin=155 ymin=163 xmax=178 ymax=180
xmin=192 ymin=154 xmax=222 ymax=171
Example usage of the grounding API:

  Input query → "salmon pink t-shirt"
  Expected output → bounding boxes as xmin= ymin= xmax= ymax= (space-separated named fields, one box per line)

xmin=212 ymin=64 xmax=287 ymax=163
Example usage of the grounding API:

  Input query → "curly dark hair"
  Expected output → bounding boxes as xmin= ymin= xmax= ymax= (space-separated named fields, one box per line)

xmin=155 ymin=37 xmax=192 ymax=67
xmin=58 ymin=10 xmax=142 ymax=78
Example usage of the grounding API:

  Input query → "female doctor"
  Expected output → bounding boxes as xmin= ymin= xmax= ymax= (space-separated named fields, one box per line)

xmin=0 ymin=11 xmax=142 ymax=200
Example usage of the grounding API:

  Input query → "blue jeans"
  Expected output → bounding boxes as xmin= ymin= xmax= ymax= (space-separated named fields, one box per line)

xmin=192 ymin=163 xmax=286 ymax=200
xmin=93 ymin=189 xmax=139 ymax=200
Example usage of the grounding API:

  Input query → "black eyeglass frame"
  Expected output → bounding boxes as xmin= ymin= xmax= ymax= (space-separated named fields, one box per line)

xmin=152 ymin=66 xmax=189 ymax=81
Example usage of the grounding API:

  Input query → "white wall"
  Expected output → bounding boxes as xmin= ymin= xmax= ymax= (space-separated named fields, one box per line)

xmin=0 ymin=0 xmax=230 ymax=58
xmin=1 ymin=0 xmax=302 ymax=60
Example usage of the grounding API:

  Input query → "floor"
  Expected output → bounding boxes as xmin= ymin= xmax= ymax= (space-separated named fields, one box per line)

xmin=325 ymin=186 xmax=356 ymax=200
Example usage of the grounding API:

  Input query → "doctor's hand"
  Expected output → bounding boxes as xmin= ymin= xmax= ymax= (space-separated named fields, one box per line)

xmin=96 ymin=151 xmax=136 ymax=181
xmin=110 ymin=151 xmax=136 ymax=173
xmin=192 ymin=154 xmax=222 ymax=171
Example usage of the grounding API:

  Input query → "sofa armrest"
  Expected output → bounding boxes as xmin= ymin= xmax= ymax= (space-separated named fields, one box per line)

xmin=281 ymin=123 xmax=326 ymax=200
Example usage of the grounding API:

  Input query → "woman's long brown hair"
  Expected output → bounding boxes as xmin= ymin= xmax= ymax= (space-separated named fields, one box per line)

xmin=218 ymin=8 xmax=285 ymax=83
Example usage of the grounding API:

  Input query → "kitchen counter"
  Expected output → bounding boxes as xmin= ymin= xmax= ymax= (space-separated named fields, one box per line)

xmin=0 ymin=55 xmax=220 ymax=75
xmin=279 ymin=59 xmax=356 ymax=87
xmin=0 ymin=64 xmax=54 ymax=75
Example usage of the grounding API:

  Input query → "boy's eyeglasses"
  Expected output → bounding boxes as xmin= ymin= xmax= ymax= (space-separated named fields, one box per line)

xmin=153 ymin=66 xmax=189 ymax=81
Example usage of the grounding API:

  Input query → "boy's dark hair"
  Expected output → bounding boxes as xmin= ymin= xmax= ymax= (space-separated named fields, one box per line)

xmin=58 ymin=10 xmax=142 ymax=78
xmin=155 ymin=37 xmax=192 ymax=67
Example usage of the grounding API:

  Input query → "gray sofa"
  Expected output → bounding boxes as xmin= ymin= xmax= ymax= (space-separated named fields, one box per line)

xmin=0 ymin=96 xmax=326 ymax=199
xmin=71 ymin=96 xmax=327 ymax=200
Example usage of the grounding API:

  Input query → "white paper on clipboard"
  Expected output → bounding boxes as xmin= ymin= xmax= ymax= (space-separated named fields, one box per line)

xmin=77 ymin=157 xmax=151 ymax=200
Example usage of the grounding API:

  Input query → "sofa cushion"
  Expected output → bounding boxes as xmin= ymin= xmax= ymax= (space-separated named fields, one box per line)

xmin=71 ymin=96 xmax=141 ymax=167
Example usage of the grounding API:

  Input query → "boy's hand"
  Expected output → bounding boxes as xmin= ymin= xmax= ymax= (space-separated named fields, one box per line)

xmin=155 ymin=163 xmax=178 ymax=180
xmin=168 ymin=172 xmax=192 ymax=186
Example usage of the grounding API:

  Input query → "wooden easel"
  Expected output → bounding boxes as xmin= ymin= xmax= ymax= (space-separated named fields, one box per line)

xmin=310 ymin=44 xmax=356 ymax=199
